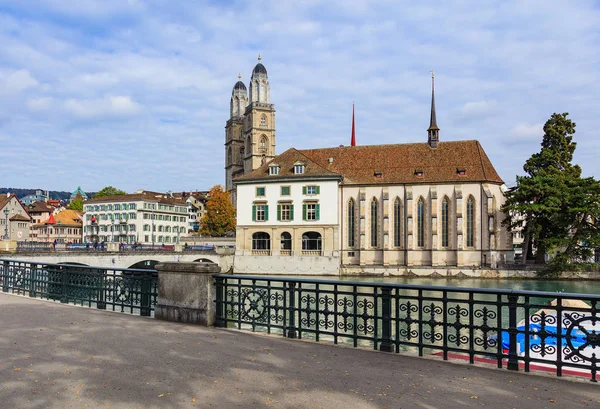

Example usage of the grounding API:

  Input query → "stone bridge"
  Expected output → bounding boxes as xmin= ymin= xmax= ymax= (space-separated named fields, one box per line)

xmin=0 ymin=250 xmax=234 ymax=272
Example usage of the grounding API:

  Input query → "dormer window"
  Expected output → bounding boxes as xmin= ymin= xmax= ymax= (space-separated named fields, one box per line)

xmin=374 ymin=170 xmax=383 ymax=179
xmin=457 ymin=168 xmax=467 ymax=176
xmin=294 ymin=162 xmax=305 ymax=174
xmin=269 ymin=164 xmax=280 ymax=175
xmin=414 ymin=169 xmax=424 ymax=178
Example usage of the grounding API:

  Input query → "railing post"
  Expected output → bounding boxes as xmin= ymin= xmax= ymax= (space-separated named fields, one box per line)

xmin=2 ymin=260 xmax=9 ymax=292
xmin=97 ymin=269 xmax=106 ymax=310
xmin=287 ymin=281 xmax=297 ymax=339
xmin=380 ymin=287 xmax=393 ymax=352
xmin=29 ymin=264 xmax=37 ymax=298
xmin=60 ymin=266 xmax=68 ymax=303
xmin=140 ymin=273 xmax=152 ymax=317
xmin=507 ymin=293 xmax=519 ymax=371
xmin=214 ymin=276 xmax=226 ymax=328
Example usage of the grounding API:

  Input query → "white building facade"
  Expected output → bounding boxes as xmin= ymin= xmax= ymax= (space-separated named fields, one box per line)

xmin=83 ymin=192 xmax=188 ymax=244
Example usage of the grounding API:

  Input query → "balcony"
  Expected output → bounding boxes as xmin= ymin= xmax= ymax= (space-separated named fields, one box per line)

xmin=251 ymin=250 xmax=271 ymax=256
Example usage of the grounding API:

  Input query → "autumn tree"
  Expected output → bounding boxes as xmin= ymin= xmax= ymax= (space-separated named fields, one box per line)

xmin=502 ymin=113 xmax=600 ymax=270
xmin=93 ymin=186 xmax=126 ymax=198
xmin=199 ymin=185 xmax=236 ymax=236
xmin=68 ymin=198 xmax=83 ymax=211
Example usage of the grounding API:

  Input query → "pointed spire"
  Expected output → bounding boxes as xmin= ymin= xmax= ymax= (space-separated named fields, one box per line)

xmin=46 ymin=213 xmax=56 ymax=225
xmin=427 ymin=70 xmax=439 ymax=148
xmin=351 ymin=103 xmax=356 ymax=147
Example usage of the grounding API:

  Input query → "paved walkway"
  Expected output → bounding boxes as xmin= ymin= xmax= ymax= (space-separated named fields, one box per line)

xmin=1 ymin=294 xmax=598 ymax=409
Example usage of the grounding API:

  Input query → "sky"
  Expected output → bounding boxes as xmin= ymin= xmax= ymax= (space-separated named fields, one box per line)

xmin=1 ymin=0 xmax=599 ymax=193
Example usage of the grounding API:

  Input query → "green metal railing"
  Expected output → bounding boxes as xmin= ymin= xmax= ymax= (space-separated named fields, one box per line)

xmin=214 ymin=274 xmax=600 ymax=382
xmin=0 ymin=259 xmax=157 ymax=316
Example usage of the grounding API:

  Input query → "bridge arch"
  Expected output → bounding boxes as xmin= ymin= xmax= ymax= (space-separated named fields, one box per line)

xmin=128 ymin=260 xmax=161 ymax=270
xmin=193 ymin=258 xmax=216 ymax=263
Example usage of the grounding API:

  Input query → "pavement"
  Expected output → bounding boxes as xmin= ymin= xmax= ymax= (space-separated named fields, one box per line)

xmin=0 ymin=294 xmax=598 ymax=409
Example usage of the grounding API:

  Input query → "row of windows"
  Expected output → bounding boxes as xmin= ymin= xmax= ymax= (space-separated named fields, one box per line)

xmin=85 ymin=225 xmax=136 ymax=232
xmin=252 ymin=203 xmax=320 ymax=222
xmin=86 ymin=213 xmax=137 ymax=221
xmin=35 ymin=227 xmax=80 ymax=235
xmin=347 ymin=196 xmax=476 ymax=249
xmin=255 ymin=185 xmax=319 ymax=197
xmin=142 ymin=213 xmax=186 ymax=222
xmin=142 ymin=225 xmax=186 ymax=233
xmin=86 ymin=203 xmax=137 ymax=212
xmin=251 ymin=231 xmax=322 ymax=251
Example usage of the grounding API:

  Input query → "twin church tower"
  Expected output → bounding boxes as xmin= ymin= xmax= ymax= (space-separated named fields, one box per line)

xmin=225 ymin=56 xmax=276 ymax=205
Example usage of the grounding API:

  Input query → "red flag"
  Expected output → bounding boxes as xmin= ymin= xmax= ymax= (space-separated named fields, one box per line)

xmin=351 ymin=104 xmax=356 ymax=146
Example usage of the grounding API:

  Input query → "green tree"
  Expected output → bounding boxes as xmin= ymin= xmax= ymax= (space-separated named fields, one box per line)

xmin=68 ymin=198 xmax=83 ymax=211
xmin=502 ymin=113 xmax=600 ymax=269
xmin=199 ymin=185 xmax=236 ymax=237
xmin=93 ymin=186 xmax=126 ymax=198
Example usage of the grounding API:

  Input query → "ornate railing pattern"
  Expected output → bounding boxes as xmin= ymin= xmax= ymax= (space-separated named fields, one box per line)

xmin=0 ymin=259 xmax=157 ymax=316
xmin=214 ymin=274 xmax=600 ymax=382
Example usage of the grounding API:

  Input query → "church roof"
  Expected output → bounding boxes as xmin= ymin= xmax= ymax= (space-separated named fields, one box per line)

xmin=252 ymin=63 xmax=267 ymax=76
xmin=233 ymin=80 xmax=247 ymax=91
xmin=236 ymin=141 xmax=503 ymax=185
xmin=234 ymin=148 xmax=342 ymax=183
xmin=71 ymin=186 xmax=88 ymax=199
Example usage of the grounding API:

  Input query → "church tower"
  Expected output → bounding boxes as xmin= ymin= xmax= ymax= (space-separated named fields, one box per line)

xmin=243 ymin=55 xmax=276 ymax=172
xmin=225 ymin=74 xmax=248 ymax=195
xmin=427 ymin=70 xmax=440 ymax=148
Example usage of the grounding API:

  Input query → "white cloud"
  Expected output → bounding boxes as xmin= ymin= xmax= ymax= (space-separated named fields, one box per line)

xmin=510 ymin=123 xmax=543 ymax=140
xmin=64 ymin=96 xmax=142 ymax=120
xmin=0 ymin=69 xmax=38 ymax=96
xmin=460 ymin=100 xmax=497 ymax=118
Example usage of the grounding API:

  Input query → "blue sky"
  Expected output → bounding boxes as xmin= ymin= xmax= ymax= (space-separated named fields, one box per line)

xmin=1 ymin=0 xmax=599 ymax=193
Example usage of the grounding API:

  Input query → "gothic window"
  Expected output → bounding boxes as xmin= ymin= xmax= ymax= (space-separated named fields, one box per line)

xmin=260 ymin=135 xmax=268 ymax=152
xmin=246 ymin=136 xmax=251 ymax=153
xmin=393 ymin=198 xmax=401 ymax=247
xmin=240 ymin=147 xmax=245 ymax=160
xmin=442 ymin=196 xmax=450 ymax=247
xmin=417 ymin=197 xmax=425 ymax=248
xmin=466 ymin=196 xmax=475 ymax=247
xmin=370 ymin=198 xmax=378 ymax=248
xmin=260 ymin=115 xmax=267 ymax=128
xmin=348 ymin=198 xmax=356 ymax=248
xmin=227 ymin=147 xmax=232 ymax=165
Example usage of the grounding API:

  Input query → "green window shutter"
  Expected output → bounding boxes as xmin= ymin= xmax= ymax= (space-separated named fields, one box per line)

xmin=277 ymin=204 xmax=281 ymax=221
xmin=252 ymin=205 xmax=256 ymax=221
xmin=316 ymin=204 xmax=320 ymax=220
xmin=264 ymin=205 xmax=269 ymax=221
xmin=302 ymin=186 xmax=307 ymax=195
xmin=290 ymin=204 xmax=294 ymax=221
xmin=316 ymin=186 xmax=320 ymax=194
xmin=302 ymin=203 xmax=307 ymax=221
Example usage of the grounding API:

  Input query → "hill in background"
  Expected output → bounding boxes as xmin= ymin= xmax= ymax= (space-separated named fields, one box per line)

xmin=0 ymin=188 xmax=95 ymax=202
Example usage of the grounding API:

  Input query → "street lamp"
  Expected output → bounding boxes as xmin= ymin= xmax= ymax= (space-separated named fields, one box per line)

xmin=3 ymin=208 xmax=8 ymax=240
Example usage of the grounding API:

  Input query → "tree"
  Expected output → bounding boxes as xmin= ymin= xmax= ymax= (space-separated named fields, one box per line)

xmin=93 ymin=186 xmax=126 ymax=198
xmin=199 ymin=185 xmax=236 ymax=237
xmin=502 ymin=113 xmax=600 ymax=269
xmin=68 ymin=198 xmax=83 ymax=211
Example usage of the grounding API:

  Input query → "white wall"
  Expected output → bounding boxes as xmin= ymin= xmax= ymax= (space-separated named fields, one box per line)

xmin=237 ymin=180 xmax=339 ymax=226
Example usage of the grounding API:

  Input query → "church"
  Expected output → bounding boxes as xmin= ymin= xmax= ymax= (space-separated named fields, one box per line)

xmin=226 ymin=58 xmax=514 ymax=275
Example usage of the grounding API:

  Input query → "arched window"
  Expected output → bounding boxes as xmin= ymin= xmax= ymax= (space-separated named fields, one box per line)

xmin=240 ymin=147 xmax=245 ymax=160
xmin=370 ymin=198 xmax=378 ymax=248
xmin=260 ymin=135 xmax=268 ymax=152
xmin=417 ymin=197 xmax=425 ymax=248
xmin=252 ymin=232 xmax=271 ymax=250
xmin=227 ymin=146 xmax=232 ymax=165
xmin=260 ymin=114 xmax=267 ymax=128
xmin=442 ymin=196 xmax=450 ymax=247
xmin=466 ymin=196 xmax=475 ymax=247
xmin=347 ymin=198 xmax=356 ymax=247
xmin=393 ymin=198 xmax=402 ymax=247
xmin=302 ymin=232 xmax=322 ymax=251
xmin=280 ymin=232 xmax=292 ymax=251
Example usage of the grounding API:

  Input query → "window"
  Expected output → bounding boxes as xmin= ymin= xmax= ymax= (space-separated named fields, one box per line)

xmin=348 ymin=198 xmax=356 ymax=247
xmin=294 ymin=163 xmax=305 ymax=174
xmin=269 ymin=165 xmax=279 ymax=175
xmin=256 ymin=187 xmax=265 ymax=197
xmin=259 ymin=136 xmax=268 ymax=152
xmin=114 ymin=204 xmax=121 ymax=211
xmin=303 ymin=203 xmax=319 ymax=221
xmin=252 ymin=204 xmax=268 ymax=221
xmin=302 ymin=232 xmax=322 ymax=251
xmin=466 ymin=196 xmax=475 ymax=247
xmin=260 ymin=115 xmax=267 ymax=128
xmin=227 ymin=147 xmax=232 ymax=165
xmin=252 ymin=232 xmax=271 ymax=250
xmin=303 ymin=185 xmax=319 ymax=195
xmin=277 ymin=203 xmax=293 ymax=221
xmin=280 ymin=232 xmax=292 ymax=251
xmin=442 ymin=196 xmax=450 ymax=247
xmin=417 ymin=198 xmax=425 ymax=247
xmin=280 ymin=186 xmax=290 ymax=196
xmin=393 ymin=198 xmax=401 ymax=247
xmin=108 ymin=205 xmax=113 ymax=211
xmin=415 ymin=170 xmax=424 ymax=178
xmin=457 ymin=169 xmax=467 ymax=176
xmin=370 ymin=198 xmax=378 ymax=247
xmin=246 ymin=136 xmax=252 ymax=153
